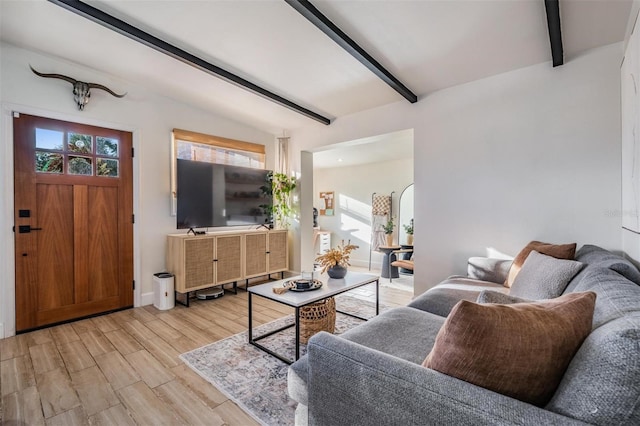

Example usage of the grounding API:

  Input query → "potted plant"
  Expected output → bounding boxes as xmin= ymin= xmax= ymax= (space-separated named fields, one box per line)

xmin=382 ymin=217 xmax=395 ymax=246
xmin=403 ymin=218 xmax=414 ymax=245
xmin=315 ymin=240 xmax=359 ymax=278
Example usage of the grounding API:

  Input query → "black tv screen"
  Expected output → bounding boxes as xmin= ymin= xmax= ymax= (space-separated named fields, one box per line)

xmin=176 ymin=159 xmax=272 ymax=229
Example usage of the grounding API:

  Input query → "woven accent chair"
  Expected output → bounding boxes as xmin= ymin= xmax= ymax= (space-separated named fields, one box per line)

xmin=389 ymin=249 xmax=414 ymax=282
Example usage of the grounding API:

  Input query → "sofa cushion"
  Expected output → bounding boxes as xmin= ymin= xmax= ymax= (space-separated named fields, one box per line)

xmin=288 ymin=356 xmax=309 ymax=406
xmin=340 ymin=307 xmax=446 ymax=364
xmin=423 ymin=292 xmax=596 ymax=407
xmin=408 ymin=278 xmax=508 ymax=317
xmin=477 ymin=290 xmax=531 ymax=304
xmin=572 ymin=244 xmax=640 ymax=286
xmin=570 ymin=267 xmax=640 ymax=328
xmin=505 ymin=241 xmax=577 ymax=287
xmin=288 ymin=306 xmax=447 ymax=407
xmin=546 ymin=314 xmax=640 ymax=425
xmin=509 ymin=251 xmax=584 ymax=300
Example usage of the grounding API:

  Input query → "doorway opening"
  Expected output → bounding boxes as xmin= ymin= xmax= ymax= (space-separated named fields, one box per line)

xmin=308 ymin=129 xmax=414 ymax=292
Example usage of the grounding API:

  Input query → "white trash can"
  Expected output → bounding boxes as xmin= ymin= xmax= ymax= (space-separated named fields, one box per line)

xmin=153 ymin=272 xmax=175 ymax=310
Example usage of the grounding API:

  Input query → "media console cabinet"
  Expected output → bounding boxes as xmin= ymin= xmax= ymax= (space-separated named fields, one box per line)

xmin=166 ymin=229 xmax=288 ymax=306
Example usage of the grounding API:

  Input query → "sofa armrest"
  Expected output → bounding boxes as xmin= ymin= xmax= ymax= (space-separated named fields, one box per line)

xmin=467 ymin=257 xmax=512 ymax=284
xmin=407 ymin=287 xmax=482 ymax=317
xmin=306 ymin=332 xmax=588 ymax=426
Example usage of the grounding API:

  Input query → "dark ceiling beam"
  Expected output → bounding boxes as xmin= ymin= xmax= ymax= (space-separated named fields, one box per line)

xmin=47 ymin=0 xmax=331 ymax=125
xmin=285 ymin=0 xmax=418 ymax=103
xmin=544 ymin=0 xmax=564 ymax=67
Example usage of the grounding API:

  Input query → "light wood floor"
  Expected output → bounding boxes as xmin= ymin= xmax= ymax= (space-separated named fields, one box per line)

xmin=1 ymin=280 xmax=411 ymax=425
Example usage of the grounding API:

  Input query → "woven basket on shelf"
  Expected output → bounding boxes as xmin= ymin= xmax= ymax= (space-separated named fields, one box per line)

xmin=299 ymin=297 xmax=336 ymax=344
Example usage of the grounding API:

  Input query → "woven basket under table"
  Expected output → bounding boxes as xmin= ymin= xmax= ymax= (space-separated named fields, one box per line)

xmin=299 ymin=297 xmax=336 ymax=344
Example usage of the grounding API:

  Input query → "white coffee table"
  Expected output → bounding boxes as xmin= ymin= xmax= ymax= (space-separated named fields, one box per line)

xmin=248 ymin=272 xmax=380 ymax=364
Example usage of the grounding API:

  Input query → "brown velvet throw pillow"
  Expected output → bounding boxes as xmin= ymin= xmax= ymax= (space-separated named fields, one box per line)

xmin=422 ymin=291 xmax=596 ymax=406
xmin=505 ymin=241 xmax=577 ymax=287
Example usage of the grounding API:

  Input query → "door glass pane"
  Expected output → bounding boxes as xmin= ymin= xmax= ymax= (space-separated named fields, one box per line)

xmin=68 ymin=156 xmax=93 ymax=175
xmin=97 ymin=158 xmax=119 ymax=177
xmin=35 ymin=128 xmax=64 ymax=151
xmin=68 ymin=133 xmax=92 ymax=154
xmin=35 ymin=151 xmax=63 ymax=173
xmin=96 ymin=137 xmax=119 ymax=157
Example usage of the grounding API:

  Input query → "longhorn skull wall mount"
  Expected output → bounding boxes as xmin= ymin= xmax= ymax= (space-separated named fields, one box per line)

xmin=30 ymin=65 xmax=127 ymax=111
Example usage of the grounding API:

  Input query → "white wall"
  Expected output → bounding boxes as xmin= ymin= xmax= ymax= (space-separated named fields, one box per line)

xmin=622 ymin=3 xmax=640 ymax=266
xmin=313 ymin=158 xmax=413 ymax=269
xmin=291 ymin=43 xmax=623 ymax=295
xmin=0 ymin=40 xmax=625 ymax=333
xmin=0 ymin=43 xmax=276 ymax=337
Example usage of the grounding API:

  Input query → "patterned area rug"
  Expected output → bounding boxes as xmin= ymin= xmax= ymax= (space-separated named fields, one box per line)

xmin=179 ymin=295 xmax=384 ymax=426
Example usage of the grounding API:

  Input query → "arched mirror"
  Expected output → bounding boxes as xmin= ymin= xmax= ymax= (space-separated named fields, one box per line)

xmin=398 ymin=183 xmax=414 ymax=245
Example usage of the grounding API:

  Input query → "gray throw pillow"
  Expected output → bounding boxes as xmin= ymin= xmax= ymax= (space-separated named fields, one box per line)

xmin=477 ymin=290 xmax=531 ymax=304
xmin=510 ymin=250 xmax=584 ymax=299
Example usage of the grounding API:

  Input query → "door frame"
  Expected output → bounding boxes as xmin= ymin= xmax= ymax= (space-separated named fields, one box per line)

xmin=1 ymin=103 xmax=141 ymax=338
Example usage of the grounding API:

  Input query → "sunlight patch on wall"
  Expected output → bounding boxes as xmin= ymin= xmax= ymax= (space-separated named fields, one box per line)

xmin=340 ymin=212 xmax=371 ymax=246
xmin=338 ymin=193 xmax=371 ymax=221
xmin=486 ymin=247 xmax=513 ymax=259
xmin=336 ymin=193 xmax=372 ymax=245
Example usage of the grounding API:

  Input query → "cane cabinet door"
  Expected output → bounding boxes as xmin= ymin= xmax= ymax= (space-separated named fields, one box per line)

xmin=244 ymin=232 xmax=268 ymax=278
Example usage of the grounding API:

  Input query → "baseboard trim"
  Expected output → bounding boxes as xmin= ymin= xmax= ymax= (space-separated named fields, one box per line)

xmin=140 ymin=292 xmax=154 ymax=307
xmin=351 ymin=259 xmax=382 ymax=270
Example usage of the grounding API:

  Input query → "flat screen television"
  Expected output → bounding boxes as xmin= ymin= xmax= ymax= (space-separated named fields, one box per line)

xmin=176 ymin=159 xmax=273 ymax=229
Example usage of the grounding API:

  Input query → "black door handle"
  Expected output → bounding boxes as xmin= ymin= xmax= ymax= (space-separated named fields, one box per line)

xmin=18 ymin=225 xmax=43 ymax=233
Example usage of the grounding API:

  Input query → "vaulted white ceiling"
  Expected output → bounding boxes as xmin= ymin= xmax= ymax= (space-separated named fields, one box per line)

xmin=0 ymin=0 xmax=633 ymax=135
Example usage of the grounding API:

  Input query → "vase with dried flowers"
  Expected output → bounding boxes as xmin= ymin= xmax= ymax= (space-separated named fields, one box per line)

xmin=315 ymin=240 xmax=359 ymax=279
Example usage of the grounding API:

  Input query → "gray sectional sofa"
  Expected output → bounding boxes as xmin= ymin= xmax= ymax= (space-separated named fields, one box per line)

xmin=287 ymin=245 xmax=640 ymax=425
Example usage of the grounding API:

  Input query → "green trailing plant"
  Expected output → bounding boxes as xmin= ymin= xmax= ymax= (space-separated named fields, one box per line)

xmin=259 ymin=177 xmax=274 ymax=224
xmin=261 ymin=171 xmax=297 ymax=228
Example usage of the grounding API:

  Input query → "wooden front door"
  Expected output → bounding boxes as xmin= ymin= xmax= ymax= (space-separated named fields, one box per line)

xmin=13 ymin=113 xmax=133 ymax=332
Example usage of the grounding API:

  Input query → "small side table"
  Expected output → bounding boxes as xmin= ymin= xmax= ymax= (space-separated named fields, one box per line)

xmin=378 ymin=245 xmax=401 ymax=278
